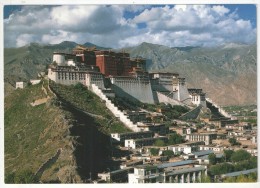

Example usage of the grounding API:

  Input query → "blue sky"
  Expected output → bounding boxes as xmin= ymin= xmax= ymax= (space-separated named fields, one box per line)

xmin=3 ymin=4 xmax=257 ymax=48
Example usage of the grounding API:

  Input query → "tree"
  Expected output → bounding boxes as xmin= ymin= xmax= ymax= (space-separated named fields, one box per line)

xmin=162 ymin=150 xmax=174 ymax=158
xmin=231 ymin=149 xmax=251 ymax=163
xmin=223 ymin=176 xmax=236 ymax=183
xmin=248 ymin=172 xmax=257 ymax=182
xmin=200 ymin=174 xmax=211 ymax=183
xmin=154 ymin=139 xmax=165 ymax=147
xmin=233 ymin=157 xmax=256 ymax=171
xmin=209 ymin=163 xmax=234 ymax=176
xmin=224 ymin=150 xmax=234 ymax=162
xmin=167 ymin=133 xmax=184 ymax=145
xmin=208 ymin=153 xmax=217 ymax=165
xmin=228 ymin=138 xmax=240 ymax=146
xmin=150 ymin=148 xmax=159 ymax=156
xmin=224 ymin=173 xmax=257 ymax=183
xmin=236 ymin=174 xmax=257 ymax=182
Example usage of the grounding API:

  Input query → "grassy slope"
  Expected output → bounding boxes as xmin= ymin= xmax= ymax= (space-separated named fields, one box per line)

xmin=49 ymin=82 xmax=130 ymax=134
xmin=5 ymin=80 xmax=130 ymax=183
xmin=4 ymin=83 xmax=75 ymax=182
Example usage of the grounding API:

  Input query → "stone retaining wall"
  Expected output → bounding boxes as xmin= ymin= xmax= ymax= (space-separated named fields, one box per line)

xmin=206 ymin=98 xmax=236 ymax=120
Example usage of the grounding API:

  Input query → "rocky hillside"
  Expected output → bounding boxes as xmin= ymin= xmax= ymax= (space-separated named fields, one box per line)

xmin=4 ymin=41 xmax=257 ymax=106
xmin=124 ymin=42 xmax=257 ymax=106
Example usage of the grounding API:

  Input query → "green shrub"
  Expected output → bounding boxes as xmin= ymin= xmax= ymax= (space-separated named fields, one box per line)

xmin=5 ymin=170 xmax=39 ymax=184
xmin=161 ymin=150 xmax=174 ymax=158
xmin=154 ymin=139 xmax=165 ymax=147
xmin=150 ymin=148 xmax=160 ymax=156
xmin=167 ymin=133 xmax=184 ymax=145
xmin=231 ymin=150 xmax=251 ymax=163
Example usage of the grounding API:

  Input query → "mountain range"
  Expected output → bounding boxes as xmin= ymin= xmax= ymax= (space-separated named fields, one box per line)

xmin=4 ymin=41 xmax=257 ymax=106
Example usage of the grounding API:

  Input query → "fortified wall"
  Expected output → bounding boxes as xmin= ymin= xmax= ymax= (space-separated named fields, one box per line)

xmin=175 ymin=78 xmax=192 ymax=104
xmin=110 ymin=76 xmax=155 ymax=104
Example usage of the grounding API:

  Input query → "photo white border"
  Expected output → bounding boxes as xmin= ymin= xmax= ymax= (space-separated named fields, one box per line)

xmin=0 ymin=1 xmax=259 ymax=188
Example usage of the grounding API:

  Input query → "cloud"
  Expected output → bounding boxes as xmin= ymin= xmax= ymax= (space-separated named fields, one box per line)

xmin=130 ymin=5 xmax=256 ymax=47
xmin=4 ymin=5 xmax=256 ymax=48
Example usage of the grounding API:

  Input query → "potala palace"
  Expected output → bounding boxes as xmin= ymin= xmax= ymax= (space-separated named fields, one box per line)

xmin=48 ymin=45 xmax=206 ymax=107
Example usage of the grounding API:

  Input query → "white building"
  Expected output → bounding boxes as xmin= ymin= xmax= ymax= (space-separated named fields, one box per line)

xmin=128 ymin=165 xmax=160 ymax=183
xmin=111 ymin=131 xmax=153 ymax=143
xmin=186 ymin=133 xmax=217 ymax=145
xmin=199 ymin=145 xmax=224 ymax=152
xmin=188 ymin=89 xmax=206 ymax=107
xmin=52 ymin=52 xmax=66 ymax=65
xmin=16 ymin=82 xmax=26 ymax=89
xmin=125 ymin=137 xmax=167 ymax=149
xmin=167 ymin=144 xmax=198 ymax=155
xmin=67 ymin=59 xmax=76 ymax=66
xmin=128 ymin=162 xmax=207 ymax=183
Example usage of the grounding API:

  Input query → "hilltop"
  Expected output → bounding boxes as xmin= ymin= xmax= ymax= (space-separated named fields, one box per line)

xmin=4 ymin=41 xmax=257 ymax=105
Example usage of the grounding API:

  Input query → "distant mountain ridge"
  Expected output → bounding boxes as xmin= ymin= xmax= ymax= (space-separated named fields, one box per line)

xmin=123 ymin=42 xmax=257 ymax=105
xmin=4 ymin=41 xmax=257 ymax=105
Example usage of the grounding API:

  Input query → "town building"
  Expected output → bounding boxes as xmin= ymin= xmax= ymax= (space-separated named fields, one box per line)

xmin=128 ymin=165 xmax=159 ymax=183
xmin=126 ymin=111 xmax=147 ymax=124
xmin=210 ymin=119 xmax=239 ymax=128
xmin=128 ymin=160 xmax=207 ymax=183
xmin=188 ymin=88 xmax=206 ymax=107
xmin=185 ymin=133 xmax=217 ymax=145
xmin=111 ymin=131 xmax=154 ymax=144
xmin=167 ymin=144 xmax=199 ymax=155
xmin=161 ymin=166 xmax=207 ymax=183
xmin=136 ymin=122 xmax=169 ymax=135
xmin=98 ymin=167 xmax=134 ymax=183
xmin=125 ymin=137 xmax=168 ymax=149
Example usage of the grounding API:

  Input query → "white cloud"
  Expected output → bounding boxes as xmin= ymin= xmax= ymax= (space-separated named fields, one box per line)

xmin=4 ymin=5 xmax=256 ymax=48
xmin=16 ymin=34 xmax=41 ymax=47
xmin=130 ymin=5 xmax=256 ymax=47
xmin=212 ymin=5 xmax=230 ymax=16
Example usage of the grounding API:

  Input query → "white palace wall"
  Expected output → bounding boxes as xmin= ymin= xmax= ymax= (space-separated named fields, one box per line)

xmin=48 ymin=69 xmax=86 ymax=85
xmin=110 ymin=78 xmax=155 ymax=104
xmin=53 ymin=54 xmax=66 ymax=65
xmin=178 ymin=84 xmax=192 ymax=105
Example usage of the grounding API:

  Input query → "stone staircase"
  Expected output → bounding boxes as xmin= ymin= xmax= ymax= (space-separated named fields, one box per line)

xmin=91 ymin=84 xmax=140 ymax=132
